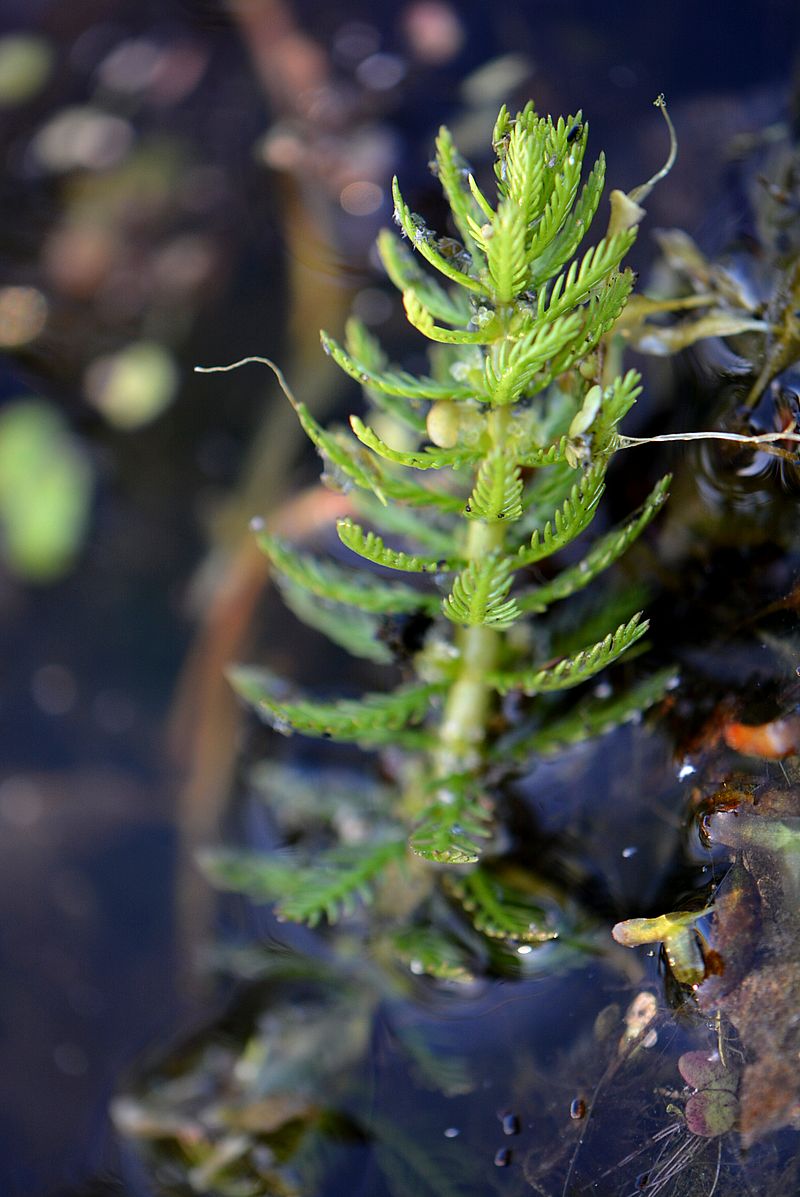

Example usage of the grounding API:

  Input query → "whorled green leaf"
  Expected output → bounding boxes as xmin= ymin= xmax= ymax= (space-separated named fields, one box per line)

xmin=516 ymin=435 xmax=569 ymax=468
xmin=489 ymin=612 xmax=649 ymax=696
xmin=198 ymin=848 xmax=300 ymax=903
xmin=589 ymin=369 xmax=643 ymax=451
xmin=464 ymin=449 xmax=523 ymax=522
xmin=483 ymin=311 xmax=584 ymax=405
xmin=278 ymin=840 xmax=407 ymax=925
xmin=512 ymin=460 xmax=606 ymax=567
xmin=529 ymin=152 xmax=606 ymax=284
xmin=256 ymin=529 xmax=440 ymax=615
xmin=291 ymin=399 xmax=387 ymax=502
xmin=345 ymin=316 xmax=424 ymax=433
xmin=527 ymin=122 xmax=587 ymax=263
xmin=442 ymin=555 xmax=520 ymax=628
xmin=570 ymin=268 xmax=636 ymax=364
xmin=497 ymin=667 xmax=677 ymax=761
xmin=391 ymin=177 xmax=484 ymax=294
xmin=502 ymin=115 xmax=545 ymax=230
xmin=410 ymin=779 xmax=494 ymax=864
xmin=517 ymin=459 xmax=582 ymax=535
xmin=403 ymin=290 xmax=492 ymax=345
xmin=539 ymin=229 xmax=637 ymax=322
xmin=484 ymin=201 xmax=528 ymax=303
xmin=351 ymin=492 xmax=456 ymax=557
xmin=517 ymin=475 xmax=671 ymax=612
xmin=392 ymin=925 xmax=476 ymax=982
xmin=248 ymin=759 xmax=393 ymax=830
xmin=375 ymin=471 xmax=471 ymax=514
xmin=230 ymin=665 xmax=443 ymax=743
xmin=349 ymin=415 xmax=479 ymax=471
xmin=276 ymin=574 xmax=393 ymax=663
xmin=336 ymin=517 xmax=461 ymax=573
xmin=345 ymin=317 xmax=429 ymax=435
xmin=444 ymin=869 xmax=557 ymax=943
xmin=322 ymin=331 xmax=472 ymax=401
xmin=377 ymin=229 xmax=472 ymax=327
xmin=201 ymin=840 xmax=407 ymax=926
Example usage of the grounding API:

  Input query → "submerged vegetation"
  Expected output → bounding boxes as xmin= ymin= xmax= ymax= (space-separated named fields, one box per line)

xmin=201 ymin=100 xmax=678 ymax=964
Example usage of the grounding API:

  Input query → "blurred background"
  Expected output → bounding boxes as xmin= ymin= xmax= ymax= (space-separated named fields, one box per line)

xmin=0 ymin=0 xmax=799 ymax=1192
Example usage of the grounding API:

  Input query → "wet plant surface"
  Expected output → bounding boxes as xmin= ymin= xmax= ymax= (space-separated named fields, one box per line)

xmin=3 ymin=3 xmax=800 ymax=1196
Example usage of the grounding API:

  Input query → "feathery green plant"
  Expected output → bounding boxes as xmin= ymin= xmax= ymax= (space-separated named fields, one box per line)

xmin=201 ymin=101 xmax=677 ymax=965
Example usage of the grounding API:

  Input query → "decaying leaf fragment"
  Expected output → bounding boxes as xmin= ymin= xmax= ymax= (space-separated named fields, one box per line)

xmin=696 ymin=785 xmax=800 ymax=1145
xmin=678 ymin=1050 xmax=739 ymax=1138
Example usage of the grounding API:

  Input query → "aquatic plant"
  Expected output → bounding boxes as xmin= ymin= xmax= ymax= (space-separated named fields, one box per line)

xmin=201 ymin=101 xmax=680 ymax=970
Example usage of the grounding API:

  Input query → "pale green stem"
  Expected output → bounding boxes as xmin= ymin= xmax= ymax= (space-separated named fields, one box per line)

xmin=435 ymin=406 xmax=509 ymax=777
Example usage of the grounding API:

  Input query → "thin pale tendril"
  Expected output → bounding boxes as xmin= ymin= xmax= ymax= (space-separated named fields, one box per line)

xmin=195 ymin=357 xmax=297 ymax=403
xmin=617 ymin=429 xmax=800 ymax=465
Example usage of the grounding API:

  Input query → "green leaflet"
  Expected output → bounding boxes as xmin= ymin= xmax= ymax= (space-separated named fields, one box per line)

xmin=350 ymin=414 xmax=480 ymax=471
xmin=590 ymin=367 xmax=643 ymax=453
xmin=539 ymin=229 xmax=637 ymax=322
xmin=392 ymin=177 xmax=484 ymax=294
xmin=502 ymin=114 xmax=545 ymax=229
xmin=321 ymin=331 xmax=472 ymax=401
xmin=403 ymin=290 xmax=493 ymax=345
xmin=230 ymin=665 xmax=443 ymax=743
xmin=484 ymin=201 xmax=529 ymax=302
xmin=483 ymin=311 xmax=584 ymax=405
xmin=351 ymin=492 xmax=455 ymax=556
xmin=345 ymin=314 xmax=388 ymax=375
xmin=580 ymin=268 xmax=636 ymax=353
xmin=198 ymin=848 xmax=300 ymax=903
xmin=516 ymin=436 xmax=569 ymax=468
xmin=518 ymin=459 xmax=580 ymax=532
xmin=278 ymin=840 xmax=407 ymax=925
xmin=337 ymin=517 xmax=462 ymax=573
xmin=489 ymin=612 xmax=649 ymax=696
xmin=527 ymin=124 xmax=587 ymax=263
xmin=375 ymin=471 xmax=469 ymax=513
xmin=292 ymin=399 xmax=386 ymax=502
xmin=249 ymin=760 xmax=394 ymax=830
xmin=345 ymin=317 xmax=428 ymax=435
xmin=377 ymin=229 xmax=472 ymax=327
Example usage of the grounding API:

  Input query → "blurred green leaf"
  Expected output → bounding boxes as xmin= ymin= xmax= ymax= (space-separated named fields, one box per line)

xmin=84 ymin=341 xmax=178 ymax=429
xmin=0 ymin=400 xmax=92 ymax=582
xmin=0 ymin=35 xmax=53 ymax=106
